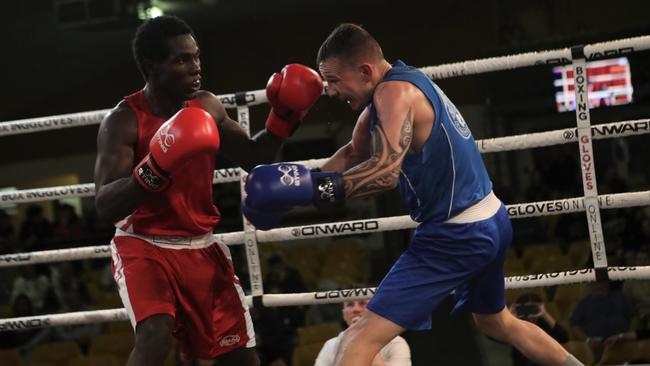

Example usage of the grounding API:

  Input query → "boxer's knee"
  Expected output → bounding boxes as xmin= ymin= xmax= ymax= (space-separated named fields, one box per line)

xmin=473 ymin=309 xmax=513 ymax=343
xmin=215 ymin=347 xmax=260 ymax=366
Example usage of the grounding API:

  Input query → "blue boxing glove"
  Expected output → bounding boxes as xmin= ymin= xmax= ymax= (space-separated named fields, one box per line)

xmin=242 ymin=163 xmax=345 ymax=230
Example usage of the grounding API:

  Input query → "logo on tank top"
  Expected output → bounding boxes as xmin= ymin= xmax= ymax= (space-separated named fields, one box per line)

xmin=444 ymin=98 xmax=471 ymax=139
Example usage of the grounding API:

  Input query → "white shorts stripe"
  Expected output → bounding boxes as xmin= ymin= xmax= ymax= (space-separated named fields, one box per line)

xmin=215 ymin=241 xmax=256 ymax=348
xmin=110 ymin=240 xmax=137 ymax=330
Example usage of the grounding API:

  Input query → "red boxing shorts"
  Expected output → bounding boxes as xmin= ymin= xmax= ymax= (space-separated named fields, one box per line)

xmin=110 ymin=229 xmax=255 ymax=359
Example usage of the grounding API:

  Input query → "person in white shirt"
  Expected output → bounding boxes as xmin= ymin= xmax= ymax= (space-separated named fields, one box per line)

xmin=315 ymin=300 xmax=411 ymax=366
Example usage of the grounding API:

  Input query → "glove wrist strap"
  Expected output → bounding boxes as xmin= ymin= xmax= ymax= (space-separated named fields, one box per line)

xmin=265 ymin=110 xmax=294 ymax=140
xmin=311 ymin=171 xmax=345 ymax=208
xmin=134 ymin=154 xmax=170 ymax=192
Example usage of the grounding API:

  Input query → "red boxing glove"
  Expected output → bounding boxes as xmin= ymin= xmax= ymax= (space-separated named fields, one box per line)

xmin=134 ymin=107 xmax=220 ymax=192
xmin=265 ymin=64 xmax=323 ymax=139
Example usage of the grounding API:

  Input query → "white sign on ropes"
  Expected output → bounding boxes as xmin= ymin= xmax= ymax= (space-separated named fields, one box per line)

xmin=572 ymin=49 xmax=608 ymax=269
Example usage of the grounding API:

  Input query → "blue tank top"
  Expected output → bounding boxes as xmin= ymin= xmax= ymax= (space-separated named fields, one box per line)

xmin=369 ymin=60 xmax=492 ymax=222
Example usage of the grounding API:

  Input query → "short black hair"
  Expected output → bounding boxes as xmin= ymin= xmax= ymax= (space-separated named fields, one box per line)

xmin=317 ymin=23 xmax=383 ymax=65
xmin=132 ymin=15 xmax=194 ymax=79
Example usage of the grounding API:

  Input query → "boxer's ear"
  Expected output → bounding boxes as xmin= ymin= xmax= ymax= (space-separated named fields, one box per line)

xmin=359 ymin=63 xmax=372 ymax=82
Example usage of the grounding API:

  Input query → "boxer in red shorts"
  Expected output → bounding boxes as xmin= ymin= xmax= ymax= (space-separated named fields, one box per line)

xmin=93 ymin=16 xmax=323 ymax=365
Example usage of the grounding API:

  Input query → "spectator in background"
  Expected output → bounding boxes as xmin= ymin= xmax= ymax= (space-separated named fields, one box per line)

xmin=19 ymin=205 xmax=52 ymax=251
xmin=623 ymin=249 xmax=650 ymax=324
xmin=315 ymin=299 xmax=411 ymax=366
xmin=305 ymin=279 xmax=342 ymax=325
xmin=0 ymin=294 xmax=52 ymax=354
xmin=254 ymin=254 xmax=307 ymax=366
xmin=532 ymin=147 xmax=581 ymax=198
xmin=251 ymin=305 xmax=295 ymax=366
xmin=553 ymin=214 xmax=588 ymax=249
xmin=264 ymin=254 xmax=307 ymax=329
xmin=50 ymin=262 xmax=92 ymax=308
xmin=623 ymin=209 xmax=650 ymax=253
xmin=10 ymin=265 xmax=51 ymax=311
xmin=265 ymin=254 xmax=307 ymax=295
xmin=53 ymin=284 xmax=101 ymax=352
xmin=0 ymin=209 xmax=16 ymax=254
xmin=604 ymin=315 xmax=650 ymax=346
xmin=509 ymin=293 xmax=569 ymax=366
xmin=52 ymin=204 xmax=83 ymax=240
xmin=571 ymin=281 xmax=637 ymax=359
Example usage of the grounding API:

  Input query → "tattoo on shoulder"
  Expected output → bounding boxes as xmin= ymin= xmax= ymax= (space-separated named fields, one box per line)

xmin=343 ymin=111 xmax=413 ymax=198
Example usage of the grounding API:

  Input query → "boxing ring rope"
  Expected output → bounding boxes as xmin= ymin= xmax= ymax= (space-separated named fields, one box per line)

xmin=1 ymin=189 xmax=649 ymax=267
xmin=2 ymin=34 xmax=650 ymax=135
xmin=0 ymin=90 xmax=268 ymax=137
xmin=2 ymin=266 xmax=650 ymax=331
xmin=2 ymin=118 xmax=649 ymax=205
xmin=1 ymin=34 xmax=650 ymax=332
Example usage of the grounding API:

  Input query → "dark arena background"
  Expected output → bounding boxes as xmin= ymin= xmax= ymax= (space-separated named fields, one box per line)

xmin=1 ymin=1 xmax=650 ymax=365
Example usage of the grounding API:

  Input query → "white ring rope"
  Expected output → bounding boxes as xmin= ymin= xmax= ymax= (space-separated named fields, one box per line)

xmin=0 ymin=90 xmax=268 ymax=137
xmin=1 ymin=265 xmax=648 ymax=331
xmin=2 ymin=118 xmax=648 ymax=205
xmin=1 ymin=35 xmax=648 ymax=136
xmin=421 ymin=35 xmax=650 ymax=79
xmin=1 ymin=190 xmax=649 ymax=267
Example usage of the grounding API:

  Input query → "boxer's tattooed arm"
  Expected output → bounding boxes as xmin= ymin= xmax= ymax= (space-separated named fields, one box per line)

xmin=343 ymin=111 xmax=413 ymax=198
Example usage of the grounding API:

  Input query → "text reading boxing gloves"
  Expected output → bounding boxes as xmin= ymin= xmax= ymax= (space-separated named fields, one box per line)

xmin=265 ymin=64 xmax=324 ymax=139
xmin=242 ymin=163 xmax=345 ymax=230
xmin=134 ymin=107 xmax=220 ymax=192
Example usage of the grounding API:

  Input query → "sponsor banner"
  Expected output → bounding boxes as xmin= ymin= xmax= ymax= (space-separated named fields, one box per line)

xmin=0 ymin=110 xmax=109 ymax=137
xmin=218 ymin=90 xmax=266 ymax=108
xmin=0 ymin=246 xmax=110 ymax=268
xmin=505 ymin=266 xmax=647 ymax=289
xmin=244 ymin=233 xmax=263 ymax=296
xmin=583 ymin=34 xmax=646 ymax=60
xmin=213 ymin=168 xmax=241 ymax=183
xmin=289 ymin=220 xmax=382 ymax=238
xmin=0 ymin=309 xmax=128 ymax=332
xmin=505 ymin=194 xmax=617 ymax=218
xmin=258 ymin=215 xmax=416 ymax=243
xmin=572 ymin=55 xmax=608 ymax=268
xmin=0 ymin=92 xmax=263 ymax=137
xmin=0 ymin=184 xmax=95 ymax=204
xmin=476 ymin=119 xmax=650 ymax=154
xmin=4 ymin=267 xmax=650 ymax=329
xmin=313 ymin=287 xmax=376 ymax=301
xmin=5 ymin=119 xmax=648 ymax=203
xmin=423 ymin=48 xmax=571 ymax=80
xmin=421 ymin=35 xmax=650 ymax=80
xmin=0 ymin=316 xmax=51 ymax=331
xmin=560 ymin=120 xmax=650 ymax=141
xmin=4 ymin=191 xmax=649 ymax=267
xmin=258 ymin=287 xmax=378 ymax=307
xmin=236 ymin=107 xmax=264 ymax=297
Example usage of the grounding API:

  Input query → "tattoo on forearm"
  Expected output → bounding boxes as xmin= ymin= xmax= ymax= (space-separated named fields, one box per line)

xmin=344 ymin=111 xmax=413 ymax=198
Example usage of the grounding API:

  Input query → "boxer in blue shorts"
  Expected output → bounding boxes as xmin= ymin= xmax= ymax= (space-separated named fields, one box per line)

xmin=242 ymin=24 xmax=583 ymax=366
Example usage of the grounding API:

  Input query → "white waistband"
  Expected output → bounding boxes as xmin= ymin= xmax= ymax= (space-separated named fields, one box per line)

xmin=445 ymin=191 xmax=501 ymax=224
xmin=114 ymin=229 xmax=216 ymax=249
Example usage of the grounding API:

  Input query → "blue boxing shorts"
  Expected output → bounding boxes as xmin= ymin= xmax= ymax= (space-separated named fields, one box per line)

xmin=367 ymin=204 xmax=512 ymax=330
